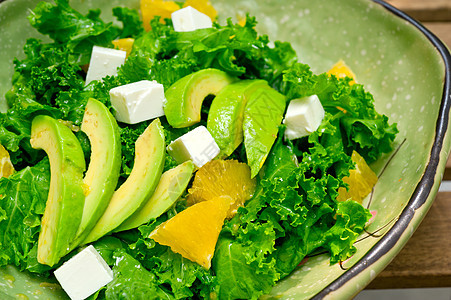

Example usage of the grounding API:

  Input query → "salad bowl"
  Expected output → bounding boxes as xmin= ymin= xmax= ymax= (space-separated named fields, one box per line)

xmin=0 ymin=0 xmax=450 ymax=299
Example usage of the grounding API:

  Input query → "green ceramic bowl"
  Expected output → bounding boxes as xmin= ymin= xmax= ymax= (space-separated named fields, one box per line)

xmin=0 ymin=0 xmax=450 ymax=299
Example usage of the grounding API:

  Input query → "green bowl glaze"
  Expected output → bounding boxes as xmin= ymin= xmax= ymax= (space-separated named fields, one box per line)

xmin=0 ymin=0 xmax=450 ymax=299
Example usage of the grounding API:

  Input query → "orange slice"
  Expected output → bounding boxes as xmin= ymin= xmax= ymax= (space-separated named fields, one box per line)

xmin=149 ymin=196 xmax=232 ymax=269
xmin=112 ymin=38 xmax=134 ymax=57
xmin=187 ymin=159 xmax=256 ymax=218
xmin=237 ymin=17 xmax=247 ymax=27
xmin=337 ymin=151 xmax=378 ymax=203
xmin=141 ymin=0 xmax=180 ymax=31
xmin=327 ymin=60 xmax=356 ymax=85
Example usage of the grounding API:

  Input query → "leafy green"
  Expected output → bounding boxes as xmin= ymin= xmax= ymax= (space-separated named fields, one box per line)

xmin=0 ymin=158 xmax=50 ymax=271
xmin=25 ymin=243 xmax=53 ymax=274
xmin=119 ymin=15 xmax=297 ymax=90
xmin=323 ymin=200 xmax=372 ymax=264
xmin=282 ymin=63 xmax=398 ymax=162
xmin=105 ymin=249 xmax=174 ymax=300
xmin=3 ymin=1 xmax=145 ymax=170
xmin=117 ymin=122 xmax=149 ymax=177
xmin=147 ymin=247 xmax=216 ymax=299
xmin=28 ymin=0 xmax=119 ymax=65
xmin=112 ymin=7 xmax=144 ymax=39
xmin=212 ymin=235 xmax=279 ymax=300
xmin=92 ymin=237 xmax=127 ymax=266
xmin=3 ymin=38 xmax=99 ymax=168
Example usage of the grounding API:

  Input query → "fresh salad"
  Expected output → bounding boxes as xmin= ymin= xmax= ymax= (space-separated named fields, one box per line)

xmin=0 ymin=0 xmax=398 ymax=299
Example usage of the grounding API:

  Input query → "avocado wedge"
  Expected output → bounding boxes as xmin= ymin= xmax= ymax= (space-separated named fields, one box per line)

xmin=164 ymin=68 xmax=236 ymax=128
xmin=116 ymin=160 xmax=195 ymax=232
xmin=30 ymin=115 xmax=86 ymax=266
xmin=207 ymin=80 xmax=269 ymax=158
xmin=70 ymin=98 xmax=121 ymax=248
xmin=82 ymin=118 xmax=165 ymax=244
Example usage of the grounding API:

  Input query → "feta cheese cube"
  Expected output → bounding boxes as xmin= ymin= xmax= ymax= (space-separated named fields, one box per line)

xmin=167 ymin=126 xmax=220 ymax=168
xmin=54 ymin=245 xmax=113 ymax=300
xmin=85 ymin=46 xmax=126 ymax=85
xmin=171 ymin=6 xmax=213 ymax=32
xmin=109 ymin=80 xmax=166 ymax=124
xmin=283 ymin=95 xmax=325 ymax=140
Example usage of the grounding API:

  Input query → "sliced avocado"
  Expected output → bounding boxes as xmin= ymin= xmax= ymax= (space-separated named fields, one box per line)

xmin=116 ymin=160 xmax=195 ymax=232
xmin=207 ymin=80 xmax=269 ymax=158
xmin=30 ymin=115 xmax=86 ymax=266
xmin=243 ymin=85 xmax=286 ymax=178
xmin=82 ymin=118 xmax=166 ymax=244
xmin=70 ymin=98 xmax=122 ymax=248
xmin=164 ymin=68 xmax=236 ymax=128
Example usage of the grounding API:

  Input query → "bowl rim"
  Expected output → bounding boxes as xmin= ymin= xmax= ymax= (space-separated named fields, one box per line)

xmin=312 ymin=0 xmax=451 ymax=298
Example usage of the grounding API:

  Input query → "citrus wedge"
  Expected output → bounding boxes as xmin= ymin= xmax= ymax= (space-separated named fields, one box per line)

xmin=149 ymin=196 xmax=232 ymax=269
xmin=337 ymin=151 xmax=378 ymax=203
xmin=141 ymin=0 xmax=180 ymax=31
xmin=187 ymin=159 xmax=256 ymax=218
xmin=327 ymin=60 xmax=356 ymax=85
xmin=112 ymin=38 xmax=134 ymax=57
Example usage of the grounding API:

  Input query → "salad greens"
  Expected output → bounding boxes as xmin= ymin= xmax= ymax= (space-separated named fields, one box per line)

xmin=0 ymin=0 xmax=397 ymax=299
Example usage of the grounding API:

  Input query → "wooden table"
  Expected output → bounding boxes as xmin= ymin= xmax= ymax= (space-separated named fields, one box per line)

xmin=367 ymin=0 xmax=451 ymax=289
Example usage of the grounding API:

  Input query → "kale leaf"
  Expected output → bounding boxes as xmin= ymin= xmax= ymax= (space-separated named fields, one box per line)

xmin=29 ymin=0 xmax=119 ymax=65
xmin=0 ymin=158 xmax=50 ymax=271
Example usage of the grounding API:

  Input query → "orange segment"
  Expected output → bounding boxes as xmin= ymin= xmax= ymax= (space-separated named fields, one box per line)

xmin=0 ymin=145 xmax=15 ymax=178
xmin=183 ymin=0 xmax=217 ymax=21
xmin=337 ymin=151 xmax=378 ymax=203
xmin=140 ymin=0 xmax=180 ymax=31
xmin=112 ymin=38 xmax=134 ymax=57
xmin=187 ymin=159 xmax=256 ymax=218
xmin=237 ymin=17 xmax=247 ymax=27
xmin=327 ymin=60 xmax=356 ymax=85
xmin=149 ymin=196 xmax=232 ymax=269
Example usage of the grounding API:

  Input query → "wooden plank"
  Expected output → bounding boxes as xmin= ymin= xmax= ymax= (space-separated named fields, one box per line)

xmin=367 ymin=192 xmax=451 ymax=289
xmin=424 ymin=22 xmax=451 ymax=49
xmin=386 ymin=0 xmax=451 ymax=22
xmin=445 ymin=152 xmax=451 ymax=180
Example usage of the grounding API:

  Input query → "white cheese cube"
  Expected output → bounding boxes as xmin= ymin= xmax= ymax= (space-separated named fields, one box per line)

xmin=85 ymin=46 xmax=126 ymax=85
xmin=283 ymin=95 xmax=325 ymax=140
xmin=54 ymin=245 xmax=113 ymax=300
xmin=167 ymin=126 xmax=220 ymax=168
xmin=171 ymin=6 xmax=213 ymax=32
xmin=109 ymin=80 xmax=166 ymax=124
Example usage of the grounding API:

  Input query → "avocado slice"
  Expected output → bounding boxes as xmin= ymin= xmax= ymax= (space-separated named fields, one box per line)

xmin=30 ymin=115 xmax=86 ymax=266
xmin=70 ymin=98 xmax=122 ymax=248
xmin=164 ymin=68 xmax=236 ymax=128
xmin=207 ymin=80 xmax=269 ymax=158
xmin=116 ymin=160 xmax=195 ymax=232
xmin=243 ymin=85 xmax=286 ymax=178
xmin=82 ymin=118 xmax=166 ymax=244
